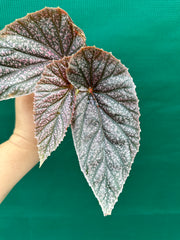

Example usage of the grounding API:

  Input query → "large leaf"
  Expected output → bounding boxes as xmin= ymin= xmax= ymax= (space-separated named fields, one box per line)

xmin=0 ymin=7 xmax=86 ymax=100
xmin=66 ymin=46 xmax=140 ymax=215
xmin=34 ymin=57 xmax=75 ymax=167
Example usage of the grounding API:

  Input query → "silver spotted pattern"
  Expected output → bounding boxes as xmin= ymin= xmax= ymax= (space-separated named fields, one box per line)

xmin=34 ymin=57 xmax=75 ymax=166
xmin=67 ymin=46 xmax=140 ymax=215
xmin=0 ymin=7 xmax=86 ymax=100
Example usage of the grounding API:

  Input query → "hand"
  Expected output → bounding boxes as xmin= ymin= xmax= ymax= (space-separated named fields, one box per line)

xmin=0 ymin=93 xmax=39 ymax=204
xmin=10 ymin=93 xmax=38 ymax=150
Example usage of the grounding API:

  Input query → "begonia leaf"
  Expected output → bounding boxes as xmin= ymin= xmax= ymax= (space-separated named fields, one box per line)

xmin=66 ymin=46 xmax=140 ymax=215
xmin=0 ymin=7 xmax=86 ymax=100
xmin=34 ymin=57 xmax=75 ymax=166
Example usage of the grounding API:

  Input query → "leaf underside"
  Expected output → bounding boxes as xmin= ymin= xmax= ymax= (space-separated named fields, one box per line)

xmin=0 ymin=7 xmax=86 ymax=100
xmin=34 ymin=57 xmax=75 ymax=166
xmin=67 ymin=46 xmax=140 ymax=216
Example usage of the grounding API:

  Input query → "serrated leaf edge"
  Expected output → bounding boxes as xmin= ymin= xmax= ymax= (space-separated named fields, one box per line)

xmin=33 ymin=59 xmax=76 ymax=168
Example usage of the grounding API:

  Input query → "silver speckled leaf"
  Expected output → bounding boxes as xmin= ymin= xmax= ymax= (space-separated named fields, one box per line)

xmin=0 ymin=7 xmax=86 ymax=100
xmin=66 ymin=46 xmax=140 ymax=216
xmin=34 ymin=57 xmax=75 ymax=167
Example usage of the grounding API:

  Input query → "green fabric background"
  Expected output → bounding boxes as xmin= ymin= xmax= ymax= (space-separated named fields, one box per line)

xmin=0 ymin=0 xmax=180 ymax=239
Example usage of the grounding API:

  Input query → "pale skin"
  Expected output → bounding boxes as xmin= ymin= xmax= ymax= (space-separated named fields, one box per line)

xmin=0 ymin=93 xmax=39 ymax=203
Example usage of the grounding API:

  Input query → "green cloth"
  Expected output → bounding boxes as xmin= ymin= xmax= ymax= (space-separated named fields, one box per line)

xmin=0 ymin=0 xmax=180 ymax=239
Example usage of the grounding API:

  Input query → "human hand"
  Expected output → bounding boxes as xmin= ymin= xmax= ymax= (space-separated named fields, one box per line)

xmin=0 ymin=93 xmax=39 ymax=203
xmin=10 ymin=93 xmax=38 ymax=151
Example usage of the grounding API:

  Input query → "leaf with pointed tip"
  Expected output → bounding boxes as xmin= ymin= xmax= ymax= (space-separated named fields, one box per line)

xmin=34 ymin=57 xmax=75 ymax=166
xmin=66 ymin=46 xmax=140 ymax=216
xmin=0 ymin=7 xmax=86 ymax=100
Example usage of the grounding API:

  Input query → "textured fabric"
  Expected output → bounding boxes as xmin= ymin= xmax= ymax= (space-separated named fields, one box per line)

xmin=0 ymin=0 xmax=180 ymax=239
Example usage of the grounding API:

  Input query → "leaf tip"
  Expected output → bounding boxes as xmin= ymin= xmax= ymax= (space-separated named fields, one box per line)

xmin=99 ymin=201 xmax=115 ymax=216
xmin=39 ymin=160 xmax=44 ymax=168
xmin=103 ymin=210 xmax=112 ymax=217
